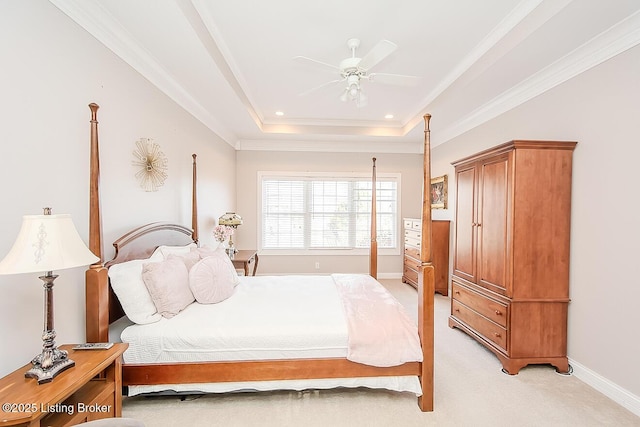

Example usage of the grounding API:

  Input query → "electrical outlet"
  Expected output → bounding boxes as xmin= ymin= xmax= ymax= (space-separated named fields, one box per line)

xmin=315 ymin=261 xmax=320 ymax=269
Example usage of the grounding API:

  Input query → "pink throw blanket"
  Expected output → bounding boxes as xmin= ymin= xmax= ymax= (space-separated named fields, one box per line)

xmin=332 ymin=274 xmax=423 ymax=367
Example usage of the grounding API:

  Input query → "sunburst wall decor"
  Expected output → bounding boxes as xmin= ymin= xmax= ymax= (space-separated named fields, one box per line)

xmin=132 ymin=138 xmax=168 ymax=192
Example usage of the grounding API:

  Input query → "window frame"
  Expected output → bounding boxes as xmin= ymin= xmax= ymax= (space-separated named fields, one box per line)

xmin=257 ymin=171 xmax=402 ymax=256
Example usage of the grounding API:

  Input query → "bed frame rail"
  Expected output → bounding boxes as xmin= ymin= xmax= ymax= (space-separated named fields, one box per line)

xmin=124 ymin=359 xmax=421 ymax=386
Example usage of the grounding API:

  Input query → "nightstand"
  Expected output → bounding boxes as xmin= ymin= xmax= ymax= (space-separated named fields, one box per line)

xmin=0 ymin=343 xmax=127 ymax=427
xmin=231 ymin=250 xmax=259 ymax=276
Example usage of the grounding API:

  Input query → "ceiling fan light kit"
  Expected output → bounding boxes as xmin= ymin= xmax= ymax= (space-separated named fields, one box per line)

xmin=294 ymin=38 xmax=418 ymax=107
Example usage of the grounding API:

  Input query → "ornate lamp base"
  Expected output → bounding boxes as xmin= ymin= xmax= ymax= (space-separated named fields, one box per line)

xmin=23 ymin=272 xmax=76 ymax=384
xmin=25 ymin=347 xmax=75 ymax=384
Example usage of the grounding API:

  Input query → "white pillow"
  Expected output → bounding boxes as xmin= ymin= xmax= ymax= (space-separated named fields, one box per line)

xmin=152 ymin=243 xmax=197 ymax=259
xmin=189 ymin=252 xmax=239 ymax=304
xmin=108 ymin=258 xmax=162 ymax=324
xmin=142 ymin=257 xmax=194 ymax=318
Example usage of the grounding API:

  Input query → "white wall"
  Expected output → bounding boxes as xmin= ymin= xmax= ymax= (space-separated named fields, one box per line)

xmin=431 ymin=45 xmax=640 ymax=403
xmin=0 ymin=2 xmax=236 ymax=376
xmin=1 ymin=1 xmax=638 ymax=415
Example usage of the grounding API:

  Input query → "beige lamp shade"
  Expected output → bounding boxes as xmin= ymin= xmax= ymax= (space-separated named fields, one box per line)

xmin=0 ymin=214 xmax=99 ymax=275
xmin=218 ymin=212 xmax=243 ymax=227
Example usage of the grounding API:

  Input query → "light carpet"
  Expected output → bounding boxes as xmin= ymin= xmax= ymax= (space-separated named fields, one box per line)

xmin=122 ymin=279 xmax=640 ymax=426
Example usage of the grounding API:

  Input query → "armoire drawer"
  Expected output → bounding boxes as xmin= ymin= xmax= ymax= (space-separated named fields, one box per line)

xmin=451 ymin=299 xmax=507 ymax=351
xmin=451 ymin=282 xmax=508 ymax=328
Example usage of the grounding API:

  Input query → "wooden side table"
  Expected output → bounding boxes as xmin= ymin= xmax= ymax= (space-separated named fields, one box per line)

xmin=0 ymin=343 xmax=128 ymax=427
xmin=231 ymin=250 xmax=259 ymax=276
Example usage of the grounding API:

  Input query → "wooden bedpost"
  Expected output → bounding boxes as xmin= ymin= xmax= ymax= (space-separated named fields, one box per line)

xmin=418 ymin=114 xmax=435 ymax=412
xmin=192 ymin=153 xmax=199 ymax=244
xmin=370 ymin=157 xmax=377 ymax=279
xmin=85 ymin=103 xmax=109 ymax=343
xmin=88 ymin=103 xmax=102 ymax=263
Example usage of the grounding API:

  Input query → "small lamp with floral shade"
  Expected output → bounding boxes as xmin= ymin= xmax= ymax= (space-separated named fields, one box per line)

xmin=216 ymin=212 xmax=243 ymax=256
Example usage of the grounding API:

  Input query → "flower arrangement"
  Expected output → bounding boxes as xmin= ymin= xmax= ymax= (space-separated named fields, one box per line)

xmin=213 ymin=224 xmax=234 ymax=243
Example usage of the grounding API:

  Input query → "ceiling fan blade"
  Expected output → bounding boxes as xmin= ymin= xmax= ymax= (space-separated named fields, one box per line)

xmin=357 ymin=40 xmax=397 ymax=71
xmin=293 ymin=55 xmax=341 ymax=74
xmin=299 ymin=78 xmax=343 ymax=96
xmin=367 ymin=72 xmax=419 ymax=86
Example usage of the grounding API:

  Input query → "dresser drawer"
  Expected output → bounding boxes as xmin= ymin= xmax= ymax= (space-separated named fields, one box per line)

xmin=404 ymin=255 xmax=420 ymax=270
xmin=404 ymin=229 xmax=421 ymax=240
xmin=404 ymin=236 xmax=421 ymax=249
xmin=403 ymin=263 xmax=418 ymax=284
xmin=403 ymin=218 xmax=422 ymax=231
xmin=452 ymin=299 xmax=507 ymax=351
xmin=404 ymin=246 xmax=420 ymax=259
xmin=452 ymin=282 xmax=508 ymax=327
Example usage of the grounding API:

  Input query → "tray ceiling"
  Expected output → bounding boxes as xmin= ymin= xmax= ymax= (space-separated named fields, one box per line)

xmin=51 ymin=0 xmax=640 ymax=152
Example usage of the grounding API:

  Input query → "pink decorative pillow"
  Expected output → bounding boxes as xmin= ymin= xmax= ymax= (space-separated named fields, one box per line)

xmin=167 ymin=252 xmax=201 ymax=271
xmin=142 ymin=257 xmax=194 ymax=318
xmin=191 ymin=245 xmax=218 ymax=259
xmin=191 ymin=246 xmax=240 ymax=284
xmin=189 ymin=255 xmax=238 ymax=304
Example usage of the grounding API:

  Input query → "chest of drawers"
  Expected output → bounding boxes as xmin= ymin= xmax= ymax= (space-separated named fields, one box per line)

xmin=402 ymin=218 xmax=449 ymax=295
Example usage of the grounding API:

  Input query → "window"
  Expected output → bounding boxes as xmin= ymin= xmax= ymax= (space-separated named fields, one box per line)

xmin=259 ymin=172 xmax=400 ymax=254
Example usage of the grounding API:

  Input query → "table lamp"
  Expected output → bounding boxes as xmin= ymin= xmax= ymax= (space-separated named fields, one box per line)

xmin=0 ymin=208 xmax=99 ymax=384
xmin=218 ymin=212 xmax=242 ymax=253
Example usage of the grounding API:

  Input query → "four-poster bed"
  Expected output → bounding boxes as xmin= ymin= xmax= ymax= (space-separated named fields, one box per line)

xmin=84 ymin=104 xmax=436 ymax=412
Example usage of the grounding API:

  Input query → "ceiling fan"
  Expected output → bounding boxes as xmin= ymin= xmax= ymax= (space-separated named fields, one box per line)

xmin=293 ymin=38 xmax=418 ymax=107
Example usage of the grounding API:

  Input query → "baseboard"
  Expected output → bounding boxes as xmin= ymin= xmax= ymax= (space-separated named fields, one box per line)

xmin=569 ymin=358 xmax=640 ymax=417
xmin=376 ymin=272 xmax=403 ymax=280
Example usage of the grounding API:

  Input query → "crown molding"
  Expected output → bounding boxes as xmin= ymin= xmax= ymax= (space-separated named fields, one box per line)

xmin=236 ymin=139 xmax=421 ymax=154
xmin=433 ymin=9 xmax=640 ymax=146
xmin=49 ymin=0 xmax=239 ymax=148
xmin=49 ymin=0 xmax=640 ymax=152
xmin=404 ymin=0 xmax=548 ymax=134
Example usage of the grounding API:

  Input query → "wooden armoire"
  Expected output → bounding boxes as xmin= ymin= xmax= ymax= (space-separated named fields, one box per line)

xmin=449 ymin=140 xmax=577 ymax=374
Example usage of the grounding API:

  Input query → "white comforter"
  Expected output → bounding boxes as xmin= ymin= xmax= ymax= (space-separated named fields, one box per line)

xmin=120 ymin=274 xmax=423 ymax=396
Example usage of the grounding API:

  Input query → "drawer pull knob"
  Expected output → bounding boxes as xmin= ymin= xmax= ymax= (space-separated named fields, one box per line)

xmin=494 ymin=332 xmax=501 ymax=338
xmin=454 ymin=308 xmax=460 ymax=313
xmin=454 ymin=290 xmax=460 ymax=295
xmin=495 ymin=310 xmax=502 ymax=316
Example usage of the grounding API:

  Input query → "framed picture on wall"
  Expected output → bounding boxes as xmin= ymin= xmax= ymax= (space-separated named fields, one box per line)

xmin=430 ymin=175 xmax=448 ymax=209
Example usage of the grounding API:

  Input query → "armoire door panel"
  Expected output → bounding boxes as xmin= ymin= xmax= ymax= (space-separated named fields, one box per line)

xmin=452 ymin=167 xmax=476 ymax=283
xmin=477 ymin=157 xmax=510 ymax=295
